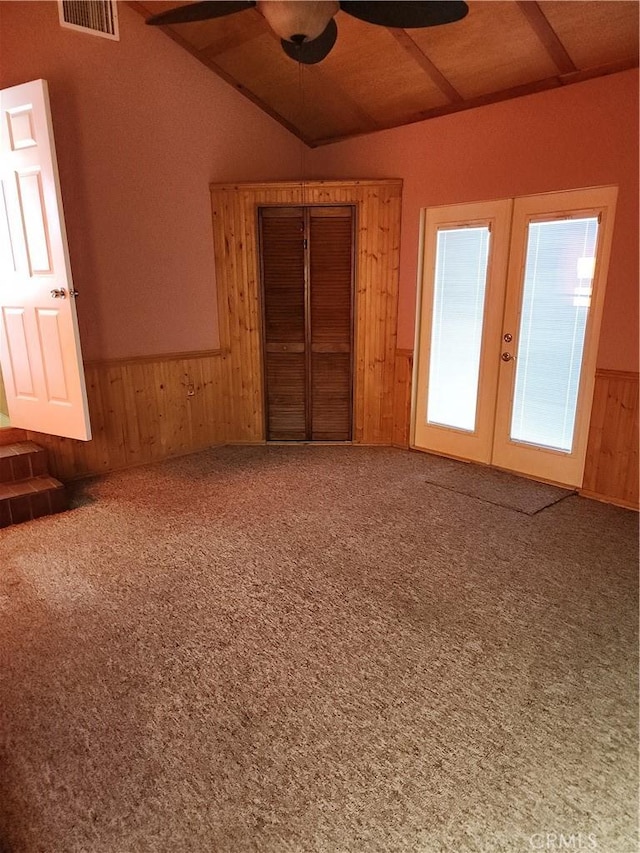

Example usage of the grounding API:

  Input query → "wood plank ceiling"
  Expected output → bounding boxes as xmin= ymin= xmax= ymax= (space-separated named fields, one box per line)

xmin=129 ymin=1 xmax=639 ymax=146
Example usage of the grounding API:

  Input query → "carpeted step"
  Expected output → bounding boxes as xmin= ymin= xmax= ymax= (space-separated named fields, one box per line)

xmin=0 ymin=475 xmax=68 ymax=528
xmin=0 ymin=441 xmax=48 ymax=483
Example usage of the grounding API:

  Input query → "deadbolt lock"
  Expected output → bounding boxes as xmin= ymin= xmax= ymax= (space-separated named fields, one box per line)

xmin=503 ymin=333 xmax=513 ymax=342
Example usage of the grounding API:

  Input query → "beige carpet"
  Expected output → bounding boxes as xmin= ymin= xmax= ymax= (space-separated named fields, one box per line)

xmin=415 ymin=452 xmax=574 ymax=514
xmin=0 ymin=446 xmax=637 ymax=853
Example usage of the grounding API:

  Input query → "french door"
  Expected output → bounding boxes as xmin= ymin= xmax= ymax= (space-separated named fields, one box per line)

xmin=412 ymin=187 xmax=618 ymax=487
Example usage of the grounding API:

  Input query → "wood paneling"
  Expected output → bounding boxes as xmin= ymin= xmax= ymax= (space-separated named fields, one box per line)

xmin=582 ymin=369 xmax=639 ymax=509
xmin=22 ymin=351 xmax=226 ymax=481
xmin=542 ymin=1 xmax=639 ymax=69
xmin=392 ymin=349 xmax=413 ymax=448
xmin=4 ymin=355 xmax=633 ymax=509
xmin=393 ymin=357 xmax=638 ymax=509
xmin=129 ymin=1 xmax=639 ymax=147
xmin=211 ymin=180 xmax=402 ymax=446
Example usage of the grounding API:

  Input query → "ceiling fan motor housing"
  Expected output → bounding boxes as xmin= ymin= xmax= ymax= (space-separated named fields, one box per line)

xmin=257 ymin=0 xmax=339 ymax=43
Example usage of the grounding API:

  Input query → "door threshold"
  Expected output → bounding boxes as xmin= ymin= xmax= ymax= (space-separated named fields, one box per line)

xmin=266 ymin=441 xmax=353 ymax=446
xmin=410 ymin=443 xmax=576 ymax=490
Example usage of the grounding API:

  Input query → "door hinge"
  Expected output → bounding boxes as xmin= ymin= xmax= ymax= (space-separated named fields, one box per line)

xmin=303 ymin=238 xmax=308 ymax=249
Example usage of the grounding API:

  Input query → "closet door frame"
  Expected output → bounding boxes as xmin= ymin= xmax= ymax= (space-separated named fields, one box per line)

xmin=210 ymin=180 xmax=402 ymax=445
xmin=258 ymin=203 xmax=356 ymax=442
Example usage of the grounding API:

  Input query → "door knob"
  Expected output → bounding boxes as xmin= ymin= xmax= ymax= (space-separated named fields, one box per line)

xmin=501 ymin=352 xmax=515 ymax=362
xmin=50 ymin=288 xmax=66 ymax=299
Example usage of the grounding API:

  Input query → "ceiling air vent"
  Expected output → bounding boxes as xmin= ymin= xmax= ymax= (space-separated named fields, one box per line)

xmin=58 ymin=1 xmax=119 ymax=40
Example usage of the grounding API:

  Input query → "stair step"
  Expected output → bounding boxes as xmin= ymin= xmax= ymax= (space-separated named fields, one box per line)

xmin=0 ymin=428 xmax=28 ymax=447
xmin=0 ymin=441 xmax=48 ymax=483
xmin=0 ymin=475 xmax=68 ymax=528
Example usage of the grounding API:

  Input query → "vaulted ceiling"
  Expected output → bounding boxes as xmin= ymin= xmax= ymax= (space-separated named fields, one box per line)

xmin=129 ymin=1 xmax=639 ymax=146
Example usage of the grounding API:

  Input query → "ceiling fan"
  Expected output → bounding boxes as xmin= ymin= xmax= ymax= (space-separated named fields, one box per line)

xmin=146 ymin=1 xmax=469 ymax=64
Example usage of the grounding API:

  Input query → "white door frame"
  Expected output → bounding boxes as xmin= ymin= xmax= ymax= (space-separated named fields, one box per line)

xmin=411 ymin=199 xmax=512 ymax=463
xmin=491 ymin=186 xmax=618 ymax=486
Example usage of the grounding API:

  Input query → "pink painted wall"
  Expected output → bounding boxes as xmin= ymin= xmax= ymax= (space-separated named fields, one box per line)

xmin=1 ymin=3 xmax=637 ymax=371
xmin=0 ymin=1 xmax=302 ymax=360
xmin=308 ymin=70 xmax=639 ymax=372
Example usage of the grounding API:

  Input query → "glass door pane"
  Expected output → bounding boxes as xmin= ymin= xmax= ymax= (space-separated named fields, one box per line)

xmin=510 ymin=217 xmax=599 ymax=452
xmin=413 ymin=198 xmax=511 ymax=465
xmin=427 ymin=226 xmax=490 ymax=431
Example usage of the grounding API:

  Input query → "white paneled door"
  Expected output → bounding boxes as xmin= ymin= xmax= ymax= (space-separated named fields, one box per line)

xmin=0 ymin=79 xmax=91 ymax=440
xmin=413 ymin=187 xmax=618 ymax=488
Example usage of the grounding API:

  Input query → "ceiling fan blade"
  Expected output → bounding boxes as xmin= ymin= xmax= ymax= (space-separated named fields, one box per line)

xmin=281 ymin=18 xmax=338 ymax=65
xmin=145 ymin=1 xmax=255 ymax=27
xmin=339 ymin=1 xmax=468 ymax=28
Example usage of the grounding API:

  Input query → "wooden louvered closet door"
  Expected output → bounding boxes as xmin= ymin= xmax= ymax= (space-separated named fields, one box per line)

xmin=261 ymin=207 xmax=307 ymax=440
xmin=260 ymin=205 xmax=354 ymax=442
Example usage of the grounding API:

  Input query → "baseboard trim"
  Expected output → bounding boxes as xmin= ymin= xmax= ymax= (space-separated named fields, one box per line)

xmin=578 ymin=488 xmax=639 ymax=511
xmin=61 ymin=442 xmax=227 ymax=482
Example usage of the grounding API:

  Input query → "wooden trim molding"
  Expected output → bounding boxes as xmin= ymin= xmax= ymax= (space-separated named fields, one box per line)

xmin=210 ymin=180 xmax=404 ymax=191
xmin=84 ymin=349 xmax=223 ymax=368
xmin=210 ymin=180 xmax=403 ymax=446
xmin=516 ymin=1 xmax=577 ymax=75
xmin=594 ymin=368 xmax=639 ymax=382
xmin=387 ymin=28 xmax=463 ymax=103
xmin=314 ymin=58 xmax=638 ymax=147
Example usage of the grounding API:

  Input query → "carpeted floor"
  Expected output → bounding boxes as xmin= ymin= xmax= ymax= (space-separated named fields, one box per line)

xmin=415 ymin=453 xmax=574 ymax=514
xmin=0 ymin=446 xmax=637 ymax=853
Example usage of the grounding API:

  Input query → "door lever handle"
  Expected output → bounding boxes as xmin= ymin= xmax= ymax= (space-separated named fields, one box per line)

xmin=501 ymin=352 xmax=516 ymax=362
xmin=50 ymin=288 xmax=67 ymax=299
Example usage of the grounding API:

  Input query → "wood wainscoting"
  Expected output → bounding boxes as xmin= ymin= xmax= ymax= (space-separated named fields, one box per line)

xmin=210 ymin=180 xmax=402 ymax=445
xmin=19 ymin=350 xmax=226 ymax=481
xmin=392 ymin=348 xmax=414 ymax=448
xmin=392 ymin=354 xmax=639 ymax=509
xmin=582 ymin=369 xmax=639 ymax=509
